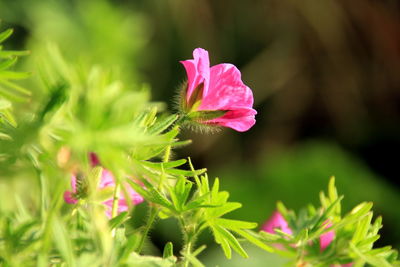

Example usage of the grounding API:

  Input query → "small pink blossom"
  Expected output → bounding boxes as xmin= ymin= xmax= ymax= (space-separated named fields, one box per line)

xmin=261 ymin=210 xmax=293 ymax=235
xmin=64 ymin=153 xmax=143 ymax=218
xmin=180 ymin=48 xmax=257 ymax=132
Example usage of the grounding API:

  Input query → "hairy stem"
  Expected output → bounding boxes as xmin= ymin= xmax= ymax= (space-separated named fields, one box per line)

xmin=137 ymin=205 xmax=158 ymax=253
xmin=180 ymin=218 xmax=199 ymax=267
xmin=137 ymin=143 xmax=172 ymax=253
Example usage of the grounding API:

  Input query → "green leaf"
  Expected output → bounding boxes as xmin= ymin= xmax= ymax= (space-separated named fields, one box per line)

xmin=351 ymin=212 xmax=373 ymax=245
xmin=207 ymin=202 xmax=242 ymax=218
xmin=141 ymin=159 xmax=187 ymax=170
xmin=52 ymin=217 xmax=76 ymax=267
xmin=0 ymin=98 xmax=11 ymax=110
xmin=124 ymin=252 xmax=176 ymax=266
xmin=1 ymin=108 xmax=17 ymax=127
xmin=175 ymin=177 xmax=192 ymax=209
xmin=350 ymin=243 xmax=392 ymax=267
xmin=214 ymin=218 xmax=257 ymax=230
xmin=109 ymin=212 xmax=130 ymax=229
xmin=276 ymin=201 xmax=289 ymax=217
xmin=120 ymin=234 xmax=141 ymax=261
xmin=0 ymin=29 xmax=13 ymax=43
xmin=213 ymin=225 xmax=248 ymax=258
xmin=0 ymin=50 xmax=30 ymax=57
xmin=212 ymin=225 xmax=232 ymax=259
xmin=234 ymin=229 xmax=274 ymax=253
xmin=184 ymin=192 xmax=212 ymax=211
xmin=148 ymin=114 xmax=178 ymax=135
xmin=328 ymin=176 xmax=338 ymax=202
xmin=0 ymin=57 xmax=17 ymax=70
xmin=0 ymin=71 xmax=31 ymax=80
xmin=162 ymin=242 xmax=174 ymax=258
xmin=126 ymin=179 xmax=174 ymax=211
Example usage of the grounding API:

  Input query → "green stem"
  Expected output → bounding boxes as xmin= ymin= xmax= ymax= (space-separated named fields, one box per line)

xmin=111 ymin=181 xmax=121 ymax=218
xmin=137 ymin=143 xmax=171 ymax=253
xmin=38 ymin=170 xmax=46 ymax=220
xmin=180 ymin=218 xmax=199 ymax=267
xmin=163 ymin=145 xmax=171 ymax=163
xmin=137 ymin=206 xmax=158 ymax=253
xmin=174 ymin=113 xmax=187 ymax=128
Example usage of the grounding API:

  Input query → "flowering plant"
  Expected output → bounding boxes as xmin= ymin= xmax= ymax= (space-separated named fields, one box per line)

xmin=179 ymin=48 xmax=257 ymax=132
xmin=0 ymin=26 xmax=398 ymax=267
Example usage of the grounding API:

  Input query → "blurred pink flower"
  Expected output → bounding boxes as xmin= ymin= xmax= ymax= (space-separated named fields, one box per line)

xmin=261 ymin=210 xmax=293 ymax=235
xmin=181 ymin=48 xmax=257 ymax=132
xmin=64 ymin=153 xmax=143 ymax=218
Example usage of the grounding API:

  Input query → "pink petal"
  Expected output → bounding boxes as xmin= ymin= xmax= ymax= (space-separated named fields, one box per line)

xmin=99 ymin=169 xmax=115 ymax=188
xmin=261 ymin=211 xmax=293 ymax=235
xmin=330 ymin=263 xmax=353 ymax=267
xmin=199 ymin=63 xmax=254 ymax=110
xmin=101 ymin=181 xmax=144 ymax=218
xmin=89 ymin=152 xmax=100 ymax=166
xmin=206 ymin=108 xmax=256 ymax=132
xmin=103 ymin=199 xmax=129 ymax=218
xmin=64 ymin=191 xmax=78 ymax=204
xmin=70 ymin=174 xmax=77 ymax=192
xmin=320 ymin=221 xmax=335 ymax=251
xmin=180 ymin=48 xmax=210 ymax=101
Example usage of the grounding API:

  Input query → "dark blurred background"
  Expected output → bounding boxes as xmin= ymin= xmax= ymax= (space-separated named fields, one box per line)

xmin=1 ymin=0 xmax=399 ymax=264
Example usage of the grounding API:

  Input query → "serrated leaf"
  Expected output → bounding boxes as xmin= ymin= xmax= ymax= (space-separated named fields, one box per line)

xmin=212 ymin=226 xmax=232 ymax=259
xmin=213 ymin=225 xmax=248 ymax=258
xmin=174 ymin=177 xmax=192 ymax=210
xmin=126 ymin=179 xmax=174 ymax=211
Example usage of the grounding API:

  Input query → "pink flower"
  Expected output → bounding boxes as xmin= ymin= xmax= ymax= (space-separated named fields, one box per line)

xmin=180 ymin=48 xmax=257 ymax=132
xmin=64 ymin=153 xmax=143 ymax=218
xmin=261 ymin=211 xmax=293 ymax=235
